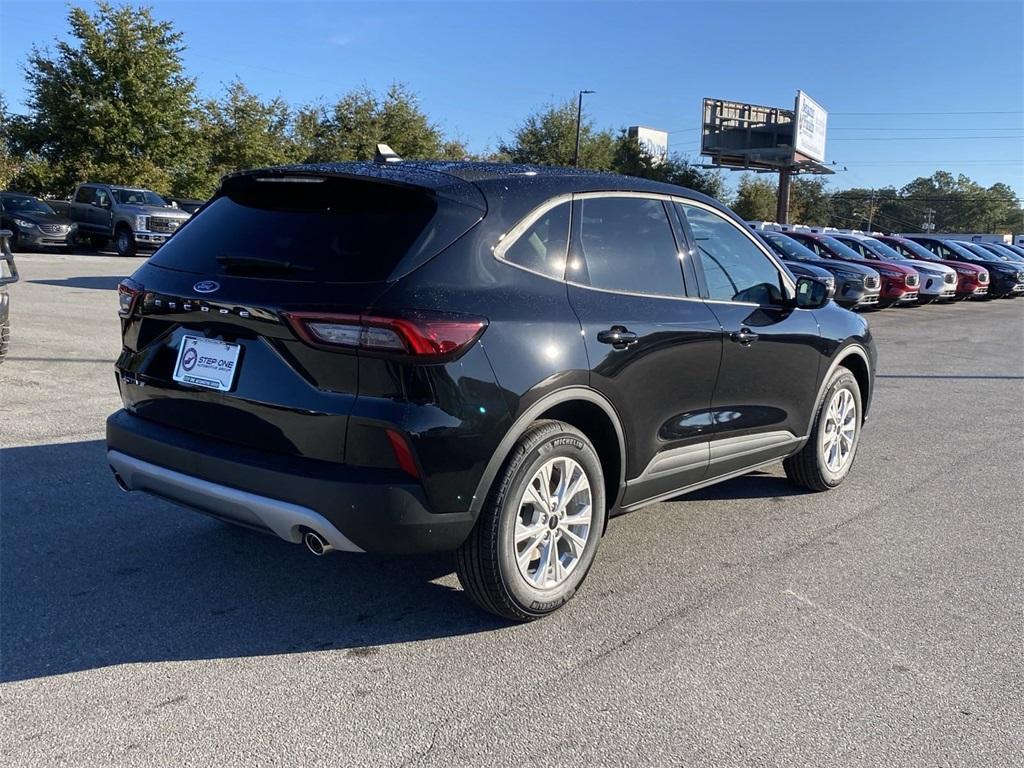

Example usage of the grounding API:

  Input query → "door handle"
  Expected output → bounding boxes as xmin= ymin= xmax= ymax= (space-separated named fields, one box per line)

xmin=597 ymin=326 xmax=639 ymax=349
xmin=730 ymin=328 xmax=759 ymax=345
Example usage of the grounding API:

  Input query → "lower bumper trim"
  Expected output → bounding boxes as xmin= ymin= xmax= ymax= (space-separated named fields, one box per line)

xmin=108 ymin=450 xmax=365 ymax=552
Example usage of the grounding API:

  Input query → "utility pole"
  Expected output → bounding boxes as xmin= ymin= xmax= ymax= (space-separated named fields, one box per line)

xmin=866 ymin=191 xmax=876 ymax=232
xmin=923 ymin=208 xmax=935 ymax=232
xmin=573 ymin=90 xmax=595 ymax=168
xmin=776 ymin=167 xmax=792 ymax=224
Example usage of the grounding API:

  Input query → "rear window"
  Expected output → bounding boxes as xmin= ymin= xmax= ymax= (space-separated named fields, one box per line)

xmin=149 ymin=175 xmax=481 ymax=282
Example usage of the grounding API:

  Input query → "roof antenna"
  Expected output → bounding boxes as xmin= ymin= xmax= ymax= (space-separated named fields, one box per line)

xmin=374 ymin=143 xmax=402 ymax=164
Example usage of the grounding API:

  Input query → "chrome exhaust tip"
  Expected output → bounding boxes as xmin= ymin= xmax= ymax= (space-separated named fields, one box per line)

xmin=111 ymin=468 xmax=130 ymax=493
xmin=303 ymin=530 xmax=334 ymax=556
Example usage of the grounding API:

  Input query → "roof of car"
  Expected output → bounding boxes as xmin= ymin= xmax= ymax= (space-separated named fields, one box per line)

xmin=230 ymin=160 xmax=718 ymax=207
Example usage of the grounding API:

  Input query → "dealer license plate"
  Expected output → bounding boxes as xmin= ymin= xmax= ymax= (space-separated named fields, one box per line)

xmin=172 ymin=335 xmax=240 ymax=392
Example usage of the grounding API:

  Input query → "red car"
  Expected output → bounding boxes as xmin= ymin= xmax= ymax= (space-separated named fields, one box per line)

xmin=786 ymin=231 xmax=920 ymax=307
xmin=874 ymin=235 xmax=989 ymax=301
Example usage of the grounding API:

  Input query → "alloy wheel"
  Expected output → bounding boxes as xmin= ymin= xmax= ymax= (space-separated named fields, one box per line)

xmin=513 ymin=456 xmax=592 ymax=590
xmin=821 ymin=387 xmax=857 ymax=473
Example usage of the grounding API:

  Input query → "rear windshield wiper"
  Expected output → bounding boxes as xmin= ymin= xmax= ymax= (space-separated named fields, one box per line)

xmin=216 ymin=255 xmax=314 ymax=272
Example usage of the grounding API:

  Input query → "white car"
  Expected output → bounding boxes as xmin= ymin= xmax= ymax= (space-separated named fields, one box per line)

xmin=837 ymin=234 xmax=958 ymax=303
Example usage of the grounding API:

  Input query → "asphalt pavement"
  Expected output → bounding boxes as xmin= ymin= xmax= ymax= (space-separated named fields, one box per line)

xmin=1 ymin=250 xmax=1022 ymax=767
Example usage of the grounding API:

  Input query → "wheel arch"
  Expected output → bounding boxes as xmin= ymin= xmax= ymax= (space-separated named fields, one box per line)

xmin=806 ymin=343 xmax=872 ymax=436
xmin=469 ymin=387 xmax=627 ymax=521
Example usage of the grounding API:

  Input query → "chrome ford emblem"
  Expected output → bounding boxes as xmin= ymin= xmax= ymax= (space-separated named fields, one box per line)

xmin=193 ymin=280 xmax=219 ymax=294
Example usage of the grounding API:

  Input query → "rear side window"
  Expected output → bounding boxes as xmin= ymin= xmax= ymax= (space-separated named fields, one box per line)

xmin=75 ymin=186 xmax=95 ymax=204
xmin=573 ymin=196 xmax=684 ymax=297
xmin=500 ymin=202 xmax=570 ymax=279
xmin=149 ymin=176 xmax=481 ymax=283
xmin=680 ymin=203 xmax=784 ymax=304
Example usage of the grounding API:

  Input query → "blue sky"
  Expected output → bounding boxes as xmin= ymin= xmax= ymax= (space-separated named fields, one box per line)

xmin=2 ymin=0 xmax=1022 ymax=200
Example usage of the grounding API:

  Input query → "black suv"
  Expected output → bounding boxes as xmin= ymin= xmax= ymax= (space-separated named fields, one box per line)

xmin=107 ymin=161 xmax=876 ymax=620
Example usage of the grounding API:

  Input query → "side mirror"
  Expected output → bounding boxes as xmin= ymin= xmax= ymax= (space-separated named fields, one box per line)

xmin=795 ymin=275 xmax=833 ymax=309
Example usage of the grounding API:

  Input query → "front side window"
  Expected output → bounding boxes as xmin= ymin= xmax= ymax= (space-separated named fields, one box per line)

xmin=573 ymin=196 xmax=684 ymax=297
xmin=75 ymin=186 xmax=95 ymax=204
xmin=680 ymin=203 xmax=784 ymax=304
xmin=500 ymin=201 xmax=570 ymax=280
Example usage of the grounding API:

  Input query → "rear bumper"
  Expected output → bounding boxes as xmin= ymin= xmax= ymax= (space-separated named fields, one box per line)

xmin=106 ymin=409 xmax=476 ymax=554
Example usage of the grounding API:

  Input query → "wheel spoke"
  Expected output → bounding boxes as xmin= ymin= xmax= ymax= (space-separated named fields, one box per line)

xmin=538 ymin=463 xmax=554 ymax=506
xmin=530 ymin=539 xmax=553 ymax=586
xmin=564 ymin=503 xmax=592 ymax=526
xmin=557 ymin=469 xmax=587 ymax=513
xmin=551 ymin=548 xmax=566 ymax=583
xmin=561 ymin=526 xmax=588 ymax=553
xmin=523 ymin=482 xmax=547 ymax=511
xmin=515 ymin=521 xmax=546 ymax=543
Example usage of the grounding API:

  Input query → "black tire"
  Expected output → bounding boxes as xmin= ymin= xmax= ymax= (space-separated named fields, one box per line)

xmin=115 ymin=227 xmax=137 ymax=257
xmin=7 ymin=228 xmax=18 ymax=252
xmin=89 ymin=236 xmax=109 ymax=250
xmin=455 ymin=419 xmax=607 ymax=621
xmin=0 ymin=316 xmax=9 ymax=364
xmin=784 ymin=368 xmax=863 ymax=492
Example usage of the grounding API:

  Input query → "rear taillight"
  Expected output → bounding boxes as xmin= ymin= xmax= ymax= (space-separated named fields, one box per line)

xmin=284 ymin=311 xmax=487 ymax=357
xmin=118 ymin=278 xmax=144 ymax=317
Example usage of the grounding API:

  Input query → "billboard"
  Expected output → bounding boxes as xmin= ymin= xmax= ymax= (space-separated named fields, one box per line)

xmin=700 ymin=98 xmax=796 ymax=170
xmin=628 ymin=126 xmax=669 ymax=165
xmin=793 ymin=91 xmax=827 ymax=162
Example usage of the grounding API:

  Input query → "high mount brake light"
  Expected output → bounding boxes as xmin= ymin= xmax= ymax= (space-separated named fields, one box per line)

xmin=284 ymin=311 xmax=487 ymax=357
xmin=118 ymin=278 xmax=144 ymax=317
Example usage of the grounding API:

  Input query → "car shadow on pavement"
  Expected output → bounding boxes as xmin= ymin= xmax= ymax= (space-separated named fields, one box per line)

xmin=678 ymin=471 xmax=805 ymax=502
xmin=0 ymin=439 xmax=507 ymax=683
xmin=28 ymin=275 xmax=127 ymax=290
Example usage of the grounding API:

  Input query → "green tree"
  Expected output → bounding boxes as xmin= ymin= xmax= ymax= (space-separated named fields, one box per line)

xmin=18 ymin=2 xmax=202 ymax=196
xmin=731 ymin=174 xmax=777 ymax=221
xmin=0 ymin=95 xmax=19 ymax=190
xmin=789 ymin=177 xmax=832 ymax=226
xmin=297 ymin=84 xmax=463 ymax=163
xmin=199 ymin=80 xmax=301 ymax=189
xmin=610 ymin=130 xmax=726 ymax=199
xmin=500 ymin=100 xmax=616 ymax=170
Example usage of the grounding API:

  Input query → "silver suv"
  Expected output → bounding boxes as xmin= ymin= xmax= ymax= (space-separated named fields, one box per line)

xmin=69 ymin=183 xmax=192 ymax=257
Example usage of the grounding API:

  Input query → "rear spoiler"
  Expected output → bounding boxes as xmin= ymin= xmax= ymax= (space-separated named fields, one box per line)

xmin=0 ymin=229 xmax=19 ymax=287
xmin=219 ymin=163 xmax=487 ymax=213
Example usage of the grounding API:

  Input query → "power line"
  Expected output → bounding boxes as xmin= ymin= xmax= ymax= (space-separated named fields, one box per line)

xmin=831 ymin=135 xmax=1024 ymax=141
xmin=831 ymin=110 xmax=1024 ymax=116
xmin=831 ymin=126 xmax=1022 ymax=132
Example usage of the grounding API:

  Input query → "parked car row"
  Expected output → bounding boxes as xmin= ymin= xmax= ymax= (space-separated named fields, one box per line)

xmin=748 ymin=223 xmax=1024 ymax=303
xmin=0 ymin=183 xmax=194 ymax=257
